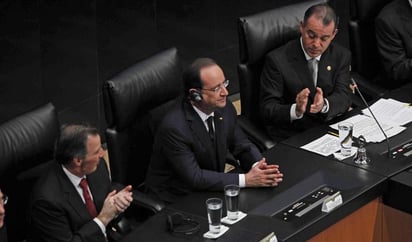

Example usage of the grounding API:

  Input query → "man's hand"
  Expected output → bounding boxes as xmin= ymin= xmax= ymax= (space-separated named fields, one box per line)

xmin=295 ymin=88 xmax=310 ymax=117
xmin=97 ymin=185 xmax=133 ymax=226
xmin=245 ymin=158 xmax=283 ymax=187
xmin=309 ymin=87 xmax=324 ymax=113
xmin=113 ymin=185 xmax=133 ymax=213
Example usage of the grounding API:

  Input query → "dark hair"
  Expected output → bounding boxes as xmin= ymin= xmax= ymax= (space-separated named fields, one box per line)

xmin=303 ymin=3 xmax=339 ymax=29
xmin=54 ymin=124 xmax=99 ymax=165
xmin=182 ymin=58 xmax=218 ymax=96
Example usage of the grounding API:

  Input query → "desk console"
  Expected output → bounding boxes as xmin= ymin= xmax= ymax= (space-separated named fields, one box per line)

xmin=274 ymin=186 xmax=339 ymax=221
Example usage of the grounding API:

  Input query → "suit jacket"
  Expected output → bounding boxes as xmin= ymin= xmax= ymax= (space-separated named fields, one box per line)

xmin=376 ymin=0 xmax=412 ymax=87
xmin=145 ymin=98 xmax=262 ymax=203
xmin=260 ymin=38 xmax=352 ymax=139
xmin=0 ymin=226 xmax=7 ymax=242
xmin=29 ymin=159 xmax=111 ymax=242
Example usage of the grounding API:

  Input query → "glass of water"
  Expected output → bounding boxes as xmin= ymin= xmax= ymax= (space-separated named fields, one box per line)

xmin=224 ymin=184 xmax=240 ymax=220
xmin=338 ymin=122 xmax=353 ymax=156
xmin=206 ymin=198 xmax=222 ymax=234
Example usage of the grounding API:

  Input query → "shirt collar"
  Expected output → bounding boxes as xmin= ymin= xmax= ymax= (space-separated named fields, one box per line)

xmin=300 ymin=37 xmax=321 ymax=61
xmin=62 ymin=165 xmax=84 ymax=187
xmin=192 ymin=104 xmax=214 ymax=122
xmin=409 ymin=0 xmax=412 ymax=8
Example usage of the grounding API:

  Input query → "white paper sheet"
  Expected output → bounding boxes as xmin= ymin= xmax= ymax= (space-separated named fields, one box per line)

xmin=301 ymin=134 xmax=340 ymax=156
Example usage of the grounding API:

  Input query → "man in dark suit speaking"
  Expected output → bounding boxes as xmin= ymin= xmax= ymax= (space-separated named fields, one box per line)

xmin=145 ymin=58 xmax=284 ymax=203
xmin=260 ymin=3 xmax=352 ymax=140
xmin=29 ymin=124 xmax=133 ymax=242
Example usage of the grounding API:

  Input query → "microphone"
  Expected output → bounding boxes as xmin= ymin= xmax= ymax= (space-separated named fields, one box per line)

xmin=350 ymin=78 xmax=391 ymax=158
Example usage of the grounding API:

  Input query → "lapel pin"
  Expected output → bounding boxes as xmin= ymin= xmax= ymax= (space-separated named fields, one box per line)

xmin=327 ymin=66 xmax=332 ymax=71
xmin=219 ymin=117 xmax=223 ymax=120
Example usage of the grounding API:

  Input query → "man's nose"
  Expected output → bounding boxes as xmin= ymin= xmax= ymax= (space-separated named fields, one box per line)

xmin=221 ymin=85 xmax=229 ymax=96
xmin=312 ymin=38 xmax=321 ymax=47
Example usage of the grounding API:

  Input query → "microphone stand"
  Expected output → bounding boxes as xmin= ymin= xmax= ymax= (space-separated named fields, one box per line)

xmin=351 ymin=78 xmax=391 ymax=158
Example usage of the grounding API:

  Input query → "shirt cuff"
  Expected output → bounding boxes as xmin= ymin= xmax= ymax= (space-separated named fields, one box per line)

xmin=239 ymin=162 xmax=259 ymax=187
xmin=239 ymin=174 xmax=246 ymax=188
xmin=321 ymin=98 xmax=329 ymax=113
xmin=93 ymin=217 xmax=106 ymax=236
xmin=290 ymin=103 xmax=304 ymax=121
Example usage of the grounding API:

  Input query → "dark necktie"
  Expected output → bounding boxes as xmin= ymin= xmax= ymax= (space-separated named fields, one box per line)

xmin=308 ymin=58 xmax=318 ymax=86
xmin=206 ymin=116 xmax=215 ymax=141
xmin=79 ymin=178 xmax=97 ymax=217
xmin=207 ymin=116 xmax=220 ymax=170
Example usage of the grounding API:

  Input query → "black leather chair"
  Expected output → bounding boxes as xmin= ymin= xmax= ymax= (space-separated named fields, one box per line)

xmin=103 ymin=47 xmax=182 ymax=220
xmin=237 ymin=0 xmax=325 ymax=148
xmin=348 ymin=0 xmax=392 ymax=100
xmin=0 ymin=103 xmax=59 ymax=242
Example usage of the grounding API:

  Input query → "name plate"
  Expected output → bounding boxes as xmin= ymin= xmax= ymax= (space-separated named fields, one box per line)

xmin=322 ymin=191 xmax=342 ymax=213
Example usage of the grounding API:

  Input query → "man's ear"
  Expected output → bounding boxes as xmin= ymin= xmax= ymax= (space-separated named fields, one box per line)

xmin=299 ymin=21 xmax=304 ymax=34
xmin=72 ymin=157 xmax=82 ymax=167
xmin=188 ymin=88 xmax=202 ymax=103
xmin=332 ymin=28 xmax=338 ymax=39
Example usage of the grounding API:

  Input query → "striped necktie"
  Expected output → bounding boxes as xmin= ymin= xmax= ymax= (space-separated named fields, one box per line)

xmin=308 ymin=58 xmax=318 ymax=86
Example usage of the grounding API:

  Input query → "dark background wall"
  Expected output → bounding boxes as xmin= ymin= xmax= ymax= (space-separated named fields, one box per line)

xmin=0 ymin=0 xmax=349 ymax=136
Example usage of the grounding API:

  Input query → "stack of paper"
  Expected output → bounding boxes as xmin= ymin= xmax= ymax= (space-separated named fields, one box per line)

xmin=362 ymin=98 xmax=412 ymax=126
xmin=330 ymin=114 xmax=406 ymax=143
xmin=329 ymin=98 xmax=411 ymax=143
xmin=301 ymin=98 xmax=411 ymax=156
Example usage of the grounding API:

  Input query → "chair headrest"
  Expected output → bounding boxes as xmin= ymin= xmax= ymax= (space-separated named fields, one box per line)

xmin=238 ymin=0 xmax=325 ymax=64
xmin=0 ymin=103 xmax=59 ymax=176
xmin=104 ymin=47 xmax=182 ymax=130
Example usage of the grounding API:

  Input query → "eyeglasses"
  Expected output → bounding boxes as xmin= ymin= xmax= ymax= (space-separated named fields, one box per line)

xmin=201 ymin=79 xmax=229 ymax=93
xmin=0 ymin=194 xmax=8 ymax=206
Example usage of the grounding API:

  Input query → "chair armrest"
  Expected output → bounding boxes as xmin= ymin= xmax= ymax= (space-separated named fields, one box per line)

xmin=237 ymin=115 xmax=276 ymax=151
xmin=111 ymin=182 xmax=165 ymax=214
xmin=131 ymin=190 xmax=165 ymax=214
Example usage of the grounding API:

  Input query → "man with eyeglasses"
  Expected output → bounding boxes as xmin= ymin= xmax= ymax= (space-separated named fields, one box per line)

xmin=260 ymin=3 xmax=352 ymax=140
xmin=0 ymin=188 xmax=8 ymax=242
xmin=145 ymin=58 xmax=284 ymax=203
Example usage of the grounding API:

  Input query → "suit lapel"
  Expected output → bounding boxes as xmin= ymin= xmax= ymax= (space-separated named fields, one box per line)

xmin=288 ymin=40 xmax=316 ymax=97
xmin=56 ymin=166 xmax=93 ymax=221
xmin=184 ymin=102 xmax=219 ymax=170
xmin=87 ymin=160 xmax=109 ymax=212
xmin=317 ymin=48 xmax=334 ymax=89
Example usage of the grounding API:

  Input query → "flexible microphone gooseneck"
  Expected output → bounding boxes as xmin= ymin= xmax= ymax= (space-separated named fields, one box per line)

xmin=351 ymin=78 xmax=391 ymax=158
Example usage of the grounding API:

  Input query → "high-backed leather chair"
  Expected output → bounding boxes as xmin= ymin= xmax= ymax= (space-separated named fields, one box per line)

xmin=237 ymin=0 xmax=325 ymax=148
xmin=103 ymin=47 xmax=182 ymax=217
xmin=348 ymin=0 xmax=392 ymax=99
xmin=0 ymin=103 xmax=59 ymax=242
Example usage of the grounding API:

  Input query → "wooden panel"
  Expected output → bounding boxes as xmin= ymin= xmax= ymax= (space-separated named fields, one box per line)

xmin=382 ymin=205 xmax=412 ymax=242
xmin=308 ymin=198 xmax=382 ymax=242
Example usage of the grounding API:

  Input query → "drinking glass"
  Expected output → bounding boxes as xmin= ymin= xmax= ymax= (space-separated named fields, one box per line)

xmin=224 ymin=184 xmax=240 ymax=220
xmin=206 ymin=198 xmax=222 ymax=234
xmin=338 ymin=122 xmax=353 ymax=156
